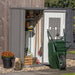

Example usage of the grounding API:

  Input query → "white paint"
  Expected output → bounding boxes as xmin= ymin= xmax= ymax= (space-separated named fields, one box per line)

xmin=50 ymin=27 xmax=51 ymax=30
xmin=28 ymin=17 xmax=42 ymax=63
xmin=55 ymin=27 xmax=57 ymax=30
xmin=43 ymin=10 xmax=66 ymax=64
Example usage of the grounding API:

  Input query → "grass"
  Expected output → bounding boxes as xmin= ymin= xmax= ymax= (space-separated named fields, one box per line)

xmin=61 ymin=73 xmax=75 ymax=75
xmin=67 ymin=51 xmax=75 ymax=54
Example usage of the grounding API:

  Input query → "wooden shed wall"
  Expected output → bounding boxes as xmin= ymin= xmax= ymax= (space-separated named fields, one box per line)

xmin=0 ymin=0 xmax=10 ymax=63
xmin=0 ymin=0 xmax=44 ymax=64
xmin=10 ymin=0 xmax=44 ymax=8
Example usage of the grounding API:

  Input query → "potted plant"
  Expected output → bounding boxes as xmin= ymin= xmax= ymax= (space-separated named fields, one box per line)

xmin=1 ymin=51 xmax=14 ymax=68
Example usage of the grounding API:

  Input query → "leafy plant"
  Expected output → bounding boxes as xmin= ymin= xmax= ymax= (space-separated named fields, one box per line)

xmin=45 ymin=0 xmax=75 ymax=8
xmin=1 ymin=51 xmax=14 ymax=58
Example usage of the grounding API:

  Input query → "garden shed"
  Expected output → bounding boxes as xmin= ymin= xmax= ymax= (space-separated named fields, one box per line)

xmin=0 ymin=0 xmax=75 ymax=65
xmin=9 ymin=8 xmax=73 ymax=65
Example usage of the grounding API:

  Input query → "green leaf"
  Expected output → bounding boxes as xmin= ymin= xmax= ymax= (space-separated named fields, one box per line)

xmin=45 ymin=0 xmax=75 ymax=8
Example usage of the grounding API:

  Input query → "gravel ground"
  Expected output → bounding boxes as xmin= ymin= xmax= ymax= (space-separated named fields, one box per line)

xmin=0 ymin=66 xmax=75 ymax=75
xmin=0 ymin=59 xmax=75 ymax=74
xmin=0 ymin=65 xmax=50 ymax=74
xmin=0 ymin=52 xmax=75 ymax=74
xmin=66 ymin=59 xmax=75 ymax=67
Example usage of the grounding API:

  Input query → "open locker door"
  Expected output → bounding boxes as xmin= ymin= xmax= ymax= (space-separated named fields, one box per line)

xmin=43 ymin=10 xmax=66 ymax=64
xmin=9 ymin=9 xmax=25 ymax=63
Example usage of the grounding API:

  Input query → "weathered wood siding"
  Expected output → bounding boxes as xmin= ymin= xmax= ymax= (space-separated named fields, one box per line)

xmin=31 ymin=0 xmax=44 ymax=8
xmin=10 ymin=0 xmax=44 ymax=8
xmin=0 ymin=0 xmax=10 ymax=63
xmin=0 ymin=0 xmax=44 ymax=64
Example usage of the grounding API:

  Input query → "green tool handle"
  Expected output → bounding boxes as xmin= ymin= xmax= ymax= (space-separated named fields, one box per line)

xmin=47 ymin=29 xmax=54 ymax=42
xmin=47 ymin=29 xmax=71 ymax=50
xmin=47 ymin=29 xmax=56 ymax=50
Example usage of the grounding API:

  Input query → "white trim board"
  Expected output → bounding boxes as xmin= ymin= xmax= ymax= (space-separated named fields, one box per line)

xmin=43 ymin=10 xmax=66 ymax=64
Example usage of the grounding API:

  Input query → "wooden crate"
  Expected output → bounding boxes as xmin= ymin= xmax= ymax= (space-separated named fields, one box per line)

xmin=24 ymin=56 xmax=33 ymax=65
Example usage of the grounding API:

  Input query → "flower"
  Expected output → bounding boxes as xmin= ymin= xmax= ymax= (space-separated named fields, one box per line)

xmin=1 ymin=51 xmax=14 ymax=58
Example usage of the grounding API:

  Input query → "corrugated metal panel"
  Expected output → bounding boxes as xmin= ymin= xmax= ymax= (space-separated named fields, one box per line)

xmin=66 ymin=9 xmax=74 ymax=48
xmin=9 ymin=9 xmax=21 ymax=57
xmin=9 ymin=9 xmax=25 ymax=63
xmin=20 ymin=10 xmax=25 ymax=63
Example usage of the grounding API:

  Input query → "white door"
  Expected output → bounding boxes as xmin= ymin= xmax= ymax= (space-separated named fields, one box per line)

xmin=43 ymin=10 xmax=66 ymax=64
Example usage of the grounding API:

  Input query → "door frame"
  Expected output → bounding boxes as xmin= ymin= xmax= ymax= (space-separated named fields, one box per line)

xmin=43 ymin=9 xmax=66 ymax=64
xmin=9 ymin=8 xmax=44 ymax=64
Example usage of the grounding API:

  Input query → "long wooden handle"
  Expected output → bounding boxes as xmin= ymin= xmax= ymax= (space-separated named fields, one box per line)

xmin=41 ymin=15 xmax=43 ymax=45
xmin=35 ymin=23 xmax=37 ymax=49
xmin=38 ymin=17 xmax=39 ymax=55
xmin=35 ymin=18 xmax=38 ymax=57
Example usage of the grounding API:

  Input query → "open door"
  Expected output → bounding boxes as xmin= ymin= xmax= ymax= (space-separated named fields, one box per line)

xmin=43 ymin=10 xmax=66 ymax=64
xmin=9 ymin=9 xmax=25 ymax=63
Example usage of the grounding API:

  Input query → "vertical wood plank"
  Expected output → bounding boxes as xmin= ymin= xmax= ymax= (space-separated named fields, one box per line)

xmin=0 ymin=0 xmax=8 ymax=64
